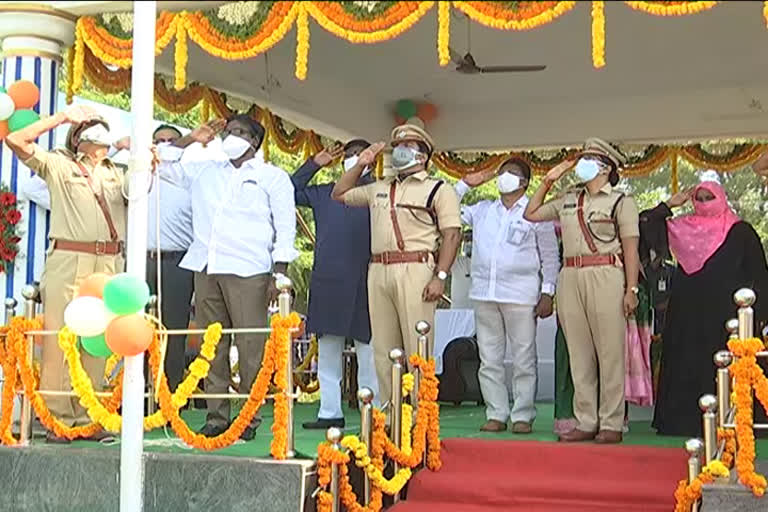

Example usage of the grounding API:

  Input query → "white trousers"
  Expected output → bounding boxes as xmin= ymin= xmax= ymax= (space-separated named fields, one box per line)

xmin=317 ymin=335 xmax=380 ymax=420
xmin=474 ymin=300 xmax=538 ymax=424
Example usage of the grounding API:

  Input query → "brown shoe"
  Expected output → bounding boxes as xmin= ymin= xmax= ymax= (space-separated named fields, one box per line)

xmin=558 ymin=429 xmax=597 ymax=442
xmin=480 ymin=419 xmax=507 ymax=432
xmin=594 ymin=430 xmax=623 ymax=444
xmin=45 ymin=432 xmax=72 ymax=445
xmin=511 ymin=422 xmax=532 ymax=434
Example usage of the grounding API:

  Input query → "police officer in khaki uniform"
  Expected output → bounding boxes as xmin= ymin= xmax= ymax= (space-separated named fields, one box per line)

xmin=524 ymin=138 xmax=640 ymax=444
xmin=331 ymin=125 xmax=462 ymax=405
xmin=6 ymin=105 xmax=126 ymax=443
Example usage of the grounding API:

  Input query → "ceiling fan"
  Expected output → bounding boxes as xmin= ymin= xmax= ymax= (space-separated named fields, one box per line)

xmin=448 ymin=13 xmax=546 ymax=74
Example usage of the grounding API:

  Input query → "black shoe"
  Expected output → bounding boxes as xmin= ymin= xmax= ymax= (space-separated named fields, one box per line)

xmin=302 ymin=418 xmax=345 ymax=430
xmin=198 ymin=422 xmax=229 ymax=437
xmin=240 ymin=419 xmax=263 ymax=441
xmin=45 ymin=432 xmax=72 ymax=444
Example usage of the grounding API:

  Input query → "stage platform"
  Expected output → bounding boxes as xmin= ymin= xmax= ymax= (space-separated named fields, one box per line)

xmin=3 ymin=402 xmax=768 ymax=511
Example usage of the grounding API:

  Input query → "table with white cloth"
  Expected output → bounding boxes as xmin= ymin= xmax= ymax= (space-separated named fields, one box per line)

xmin=433 ymin=308 xmax=557 ymax=401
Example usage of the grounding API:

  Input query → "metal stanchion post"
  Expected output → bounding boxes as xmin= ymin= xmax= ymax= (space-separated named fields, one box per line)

xmin=5 ymin=297 xmax=17 ymax=324
xmin=358 ymin=387 xmax=374 ymax=505
xmin=686 ymin=438 xmax=704 ymax=512
xmin=725 ymin=318 xmax=739 ymax=340
xmin=146 ymin=295 xmax=158 ymax=415
xmin=278 ymin=278 xmax=295 ymax=458
xmin=389 ymin=348 xmax=404 ymax=503
xmin=699 ymin=394 xmax=718 ymax=464
xmin=19 ymin=285 xmax=37 ymax=444
xmin=713 ymin=351 xmax=733 ymax=427
xmin=734 ymin=288 xmax=756 ymax=340
xmin=415 ymin=320 xmax=430 ymax=467
xmin=327 ymin=427 xmax=343 ymax=512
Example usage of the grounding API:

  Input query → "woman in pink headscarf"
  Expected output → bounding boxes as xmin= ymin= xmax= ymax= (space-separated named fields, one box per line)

xmin=647 ymin=179 xmax=768 ymax=437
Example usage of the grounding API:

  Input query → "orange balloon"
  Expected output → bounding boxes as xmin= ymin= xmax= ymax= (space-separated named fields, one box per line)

xmin=0 ymin=121 xmax=8 ymax=141
xmin=8 ymin=81 xmax=40 ymax=110
xmin=417 ymin=102 xmax=438 ymax=122
xmin=394 ymin=115 xmax=406 ymax=125
xmin=105 ymin=314 xmax=153 ymax=356
xmin=78 ymin=272 xmax=113 ymax=298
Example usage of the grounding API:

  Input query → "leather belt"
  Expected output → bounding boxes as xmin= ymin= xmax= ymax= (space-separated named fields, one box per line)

xmin=563 ymin=254 xmax=622 ymax=268
xmin=53 ymin=239 xmax=124 ymax=256
xmin=148 ymin=250 xmax=185 ymax=260
xmin=371 ymin=250 xmax=431 ymax=265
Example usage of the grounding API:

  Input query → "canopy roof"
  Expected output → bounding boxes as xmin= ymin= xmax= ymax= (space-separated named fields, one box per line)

xmin=31 ymin=1 xmax=768 ymax=153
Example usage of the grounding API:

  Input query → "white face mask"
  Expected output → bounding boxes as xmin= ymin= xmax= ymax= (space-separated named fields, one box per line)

xmin=221 ymin=134 xmax=252 ymax=160
xmin=343 ymin=155 xmax=370 ymax=176
xmin=391 ymin=145 xmax=424 ymax=173
xmin=78 ymin=124 xmax=113 ymax=148
xmin=497 ymin=173 xmax=522 ymax=194
xmin=574 ymin=159 xmax=602 ymax=182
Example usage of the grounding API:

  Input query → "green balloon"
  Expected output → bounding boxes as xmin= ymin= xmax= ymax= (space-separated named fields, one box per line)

xmin=103 ymin=273 xmax=150 ymax=315
xmin=8 ymin=109 xmax=40 ymax=132
xmin=0 ymin=87 xmax=6 ymax=94
xmin=81 ymin=334 xmax=112 ymax=358
xmin=396 ymin=99 xmax=417 ymax=120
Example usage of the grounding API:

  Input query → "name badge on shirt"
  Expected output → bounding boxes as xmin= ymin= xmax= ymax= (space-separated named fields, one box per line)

xmin=658 ymin=279 xmax=667 ymax=292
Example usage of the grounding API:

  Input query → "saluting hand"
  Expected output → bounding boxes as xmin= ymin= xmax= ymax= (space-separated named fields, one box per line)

xmin=463 ymin=168 xmax=496 ymax=188
xmin=313 ymin=143 xmax=343 ymax=167
xmin=666 ymin=187 xmax=694 ymax=209
xmin=358 ymin=142 xmax=386 ymax=168
xmin=62 ymin=105 xmax=100 ymax=124
xmin=422 ymin=278 xmax=444 ymax=303
xmin=189 ymin=119 xmax=226 ymax=145
xmin=544 ymin=154 xmax=580 ymax=184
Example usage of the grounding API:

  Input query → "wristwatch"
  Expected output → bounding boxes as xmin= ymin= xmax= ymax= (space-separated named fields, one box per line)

xmin=629 ymin=286 xmax=639 ymax=295
xmin=436 ymin=270 xmax=448 ymax=281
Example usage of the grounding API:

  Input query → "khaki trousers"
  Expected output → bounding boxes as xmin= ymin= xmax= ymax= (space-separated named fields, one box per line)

xmin=195 ymin=272 xmax=269 ymax=427
xmin=39 ymin=249 xmax=123 ymax=427
xmin=556 ymin=265 xmax=626 ymax=432
xmin=368 ymin=262 xmax=436 ymax=406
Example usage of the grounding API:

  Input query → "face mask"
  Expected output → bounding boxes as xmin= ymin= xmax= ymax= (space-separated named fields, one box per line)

xmin=497 ymin=173 xmax=522 ymax=194
xmin=391 ymin=145 xmax=423 ymax=173
xmin=155 ymin=141 xmax=172 ymax=148
xmin=574 ymin=159 xmax=601 ymax=182
xmin=343 ymin=155 xmax=370 ymax=176
xmin=221 ymin=134 xmax=252 ymax=160
xmin=78 ymin=124 xmax=113 ymax=147
xmin=694 ymin=196 xmax=721 ymax=217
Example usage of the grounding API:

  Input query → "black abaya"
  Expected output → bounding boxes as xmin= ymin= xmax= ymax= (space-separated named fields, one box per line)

xmin=644 ymin=203 xmax=768 ymax=437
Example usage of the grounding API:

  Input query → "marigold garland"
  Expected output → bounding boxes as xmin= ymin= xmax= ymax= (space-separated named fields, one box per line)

xmin=437 ymin=1 xmax=451 ymax=66
xmin=673 ymin=460 xmax=730 ymax=512
xmin=764 ymin=1 xmax=768 ymax=28
xmin=295 ymin=5 xmax=310 ymax=80
xmin=305 ymin=1 xmax=434 ymax=43
xmin=175 ymin=13 xmax=189 ymax=90
xmin=591 ymin=1 xmax=606 ymax=69
xmin=270 ymin=312 xmax=301 ymax=459
xmin=624 ymin=1 xmax=718 ymax=16
xmin=453 ymin=1 xmax=577 ymax=31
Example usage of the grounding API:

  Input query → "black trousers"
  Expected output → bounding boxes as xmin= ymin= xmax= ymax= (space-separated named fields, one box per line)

xmin=146 ymin=251 xmax=194 ymax=391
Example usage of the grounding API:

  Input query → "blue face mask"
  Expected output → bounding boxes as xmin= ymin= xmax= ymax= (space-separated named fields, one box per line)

xmin=574 ymin=159 xmax=601 ymax=182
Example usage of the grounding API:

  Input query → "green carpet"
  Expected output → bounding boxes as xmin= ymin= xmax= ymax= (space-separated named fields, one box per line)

xmin=33 ymin=402 xmax=768 ymax=459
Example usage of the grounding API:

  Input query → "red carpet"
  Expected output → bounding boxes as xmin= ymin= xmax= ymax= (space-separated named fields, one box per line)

xmin=392 ymin=438 xmax=688 ymax=512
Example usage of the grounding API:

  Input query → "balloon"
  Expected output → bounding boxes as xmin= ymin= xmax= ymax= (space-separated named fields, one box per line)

xmin=0 ymin=93 xmax=15 ymax=121
xmin=0 ymin=121 xmax=8 ymax=142
xmin=8 ymin=80 xmax=39 ymax=110
xmin=78 ymin=272 xmax=113 ymax=299
xmin=64 ymin=296 xmax=111 ymax=337
xmin=417 ymin=102 xmax=438 ymax=122
xmin=103 ymin=273 xmax=150 ymax=315
xmin=0 ymin=87 xmax=5 ymax=94
xmin=405 ymin=116 xmax=425 ymax=130
xmin=105 ymin=314 xmax=153 ymax=356
xmin=394 ymin=115 xmax=406 ymax=125
xmin=8 ymin=110 xmax=40 ymax=132
xmin=81 ymin=334 xmax=112 ymax=358
xmin=395 ymin=99 xmax=417 ymax=120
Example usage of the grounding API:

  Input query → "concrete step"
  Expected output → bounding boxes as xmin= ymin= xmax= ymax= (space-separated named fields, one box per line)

xmin=701 ymin=461 xmax=768 ymax=512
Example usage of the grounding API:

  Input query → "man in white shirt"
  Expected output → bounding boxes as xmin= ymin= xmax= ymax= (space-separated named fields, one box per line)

xmin=20 ymin=125 xmax=195 ymax=394
xmin=456 ymin=158 xmax=559 ymax=434
xmin=157 ymin=115 xmax=301 ymax=440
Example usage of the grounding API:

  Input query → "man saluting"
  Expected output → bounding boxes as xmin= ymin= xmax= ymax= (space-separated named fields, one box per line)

xmin=331 ymin=124 xmax=462 ymax=405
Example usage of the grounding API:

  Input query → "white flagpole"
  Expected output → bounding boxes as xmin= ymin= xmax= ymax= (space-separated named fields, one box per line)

xmin=120 ymin=1 xmax=156 ymax=510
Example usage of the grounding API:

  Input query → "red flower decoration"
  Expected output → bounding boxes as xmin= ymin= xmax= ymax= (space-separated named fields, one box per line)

xmin=5 ymin=210 xmax=21 ymax=225
xmin=0 ymin=192 xmax=15 ymax=207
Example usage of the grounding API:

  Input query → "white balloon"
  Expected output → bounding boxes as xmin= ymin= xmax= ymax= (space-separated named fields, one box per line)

xmin=64 ymin=296 xmax=110 ymax=337
xmin=0 ymin=94 xmax=14 ymax=121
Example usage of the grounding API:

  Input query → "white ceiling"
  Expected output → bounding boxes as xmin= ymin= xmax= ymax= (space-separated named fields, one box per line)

xmin=73 ymin=2 xmax=768 ymax=151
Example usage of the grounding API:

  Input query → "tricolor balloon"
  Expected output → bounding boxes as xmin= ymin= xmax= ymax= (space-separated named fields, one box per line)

xmin=0 ymin=80 xmax=40 ymax=140
xmin=64 ymin=272 xmax=152 ymax=358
